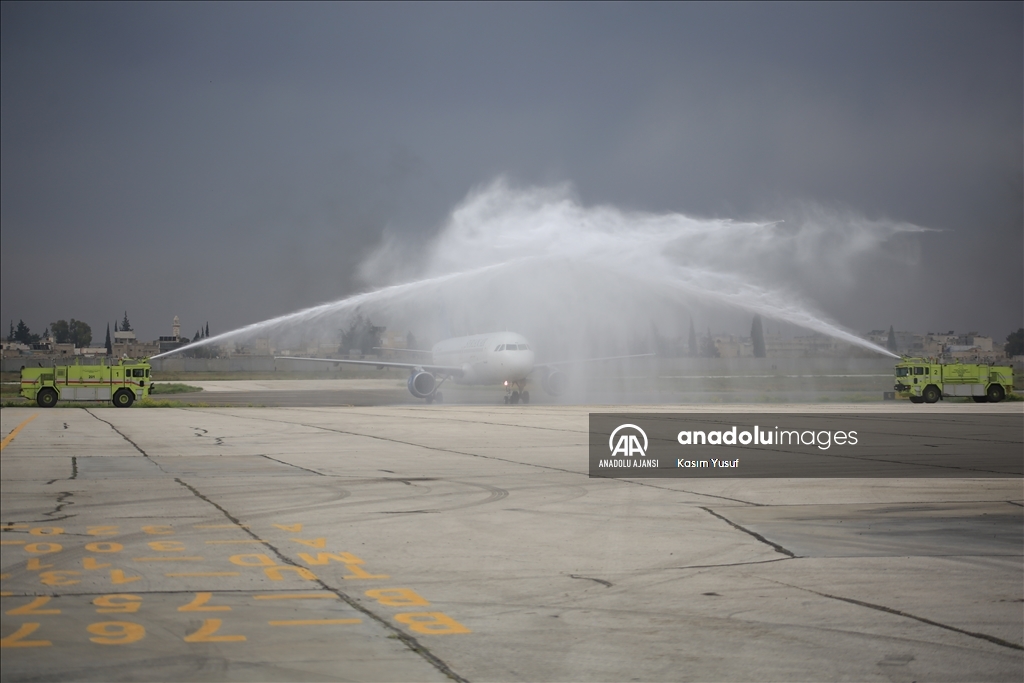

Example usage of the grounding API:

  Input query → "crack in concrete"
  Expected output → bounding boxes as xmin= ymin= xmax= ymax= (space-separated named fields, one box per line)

xmin=569 ymin=574 xmax=612 ymax=587
xmin=774 ymin=580 xmax=1024 ymax=651
xmin=699 ymin=506 xmax=797 ymax=558
xmin=172 ymin=476 xmax=470 ymax=683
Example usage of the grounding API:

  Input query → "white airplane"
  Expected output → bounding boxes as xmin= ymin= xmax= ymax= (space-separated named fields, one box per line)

xmin=277 ymin=331 xmax=645 ymax=404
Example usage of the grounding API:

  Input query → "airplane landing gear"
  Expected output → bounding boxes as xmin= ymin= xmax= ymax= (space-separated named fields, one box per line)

xmin=504 ymin=382 xmax=529 ymax=405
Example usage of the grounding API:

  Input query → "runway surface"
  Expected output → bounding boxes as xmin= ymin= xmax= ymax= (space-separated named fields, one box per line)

xmin=1 ymin=402 xmax=1021 ymax=681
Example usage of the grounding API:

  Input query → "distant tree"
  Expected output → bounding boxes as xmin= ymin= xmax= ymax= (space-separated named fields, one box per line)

xmin=193 ymin=330 xmax=201 ymax=341
xmin=886 ymin=326 xmax=897 ymax=353
xmin=14 ymin=320 xmax=40 ymax=344
xmin=69 ymin=319 xmax=92 ymax=348
xmin=205 ymin=322 xmax=209 ymax=338
xmin=688 ymin=318 xmax=698 ymax=357
xmin=340 ymin=315 xmax=384 ymax=355
xmin=120 ymin=311 xmax=132 ymax=332
xmin=7 ymin=320 xmax=14 ymax=341
xmin=751 ymin=314 xmax=766 ymax=358
xmin=702 ymin=327 xmax=720 ymax=358
xmin=113 ymin=320 xmax=118 ymax=332
xmin=105 ymin=324 xmax=113 ymax=355
xmin=1006 ymin=328 xmax=1024 ymax=357
xmin=50 ymin=320 xmax=72 ymax=344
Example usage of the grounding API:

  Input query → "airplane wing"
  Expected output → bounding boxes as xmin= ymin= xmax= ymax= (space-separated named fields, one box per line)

xmin=275 ymin=356 xmax=465 ymax=377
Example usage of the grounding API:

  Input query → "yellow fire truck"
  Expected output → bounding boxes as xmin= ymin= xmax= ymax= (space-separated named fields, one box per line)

xmin=20 ymin=358 xmax=152 ymax=408
xmin=894 ymin=357 xmax=1014 ymax=404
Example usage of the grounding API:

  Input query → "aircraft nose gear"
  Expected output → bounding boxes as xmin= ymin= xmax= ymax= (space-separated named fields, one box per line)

xmin=504 ymin=382 xmax=529 ymax=405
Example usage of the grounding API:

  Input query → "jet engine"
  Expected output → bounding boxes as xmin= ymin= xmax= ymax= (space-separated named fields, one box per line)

xmin=542 ymin=369 xmax=567 ymax=396
xmin=407 ymin=371 xmax=436 ymax=399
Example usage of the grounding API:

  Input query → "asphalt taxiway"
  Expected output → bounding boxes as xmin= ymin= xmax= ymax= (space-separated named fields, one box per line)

xmin=1 ymin=402 xmax=1021 ymax=682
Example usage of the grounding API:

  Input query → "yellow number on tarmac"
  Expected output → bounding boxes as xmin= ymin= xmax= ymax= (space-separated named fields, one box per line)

xmin=366 ymin=588 xmax=430 ymax=607
xmin=25 ymin=543 xmax=62 ymax=554
xmin=29 ymin=527 xmax=63 ymax=536
xmin=394 ymin=612 xmax=471 ymax=635
xmin=39 ymin=571 xmax=80 ymax=586
xmin=147 ymin=541 xmax=185 ymax=552
xmin=141 ymin=525 xmax=173 ymax=535
xmin=183 ymin=619 xmax=245 ymax=642
xmin=0 ymin=623 xmax=51 ymax=648
xmin=87 ymin=526 xmax=119 ymax=536
xmin=94 ymin=595 xmax=142 ymax=614
xmin=178 ymin=592 xmax=230 ymax=612
xmin=85 ymin=542 xmax=123 ymax=553
xmin=87 ymin=621 xmax=145 ymax=645
xmin=6 ymin=597 xmax=59 ymax=616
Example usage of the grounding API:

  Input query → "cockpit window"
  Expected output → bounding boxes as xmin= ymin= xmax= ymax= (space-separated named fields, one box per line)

xmin=494 ymin=345 xmax=504 ymax=351
xmin=521 ymin=344 xmax=529 ymax=350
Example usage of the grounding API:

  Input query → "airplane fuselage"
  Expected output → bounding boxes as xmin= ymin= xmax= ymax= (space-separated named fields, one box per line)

xmin=431 ymin=332 xmax=536 ymax=385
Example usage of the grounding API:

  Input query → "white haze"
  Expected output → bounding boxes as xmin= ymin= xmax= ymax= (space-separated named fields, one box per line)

xmin=154 ymin=179 xmax=921 ymax=361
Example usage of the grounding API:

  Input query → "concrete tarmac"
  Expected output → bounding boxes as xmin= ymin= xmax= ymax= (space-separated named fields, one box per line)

xmin=1 ymin=402 xmax=1021 ymax=682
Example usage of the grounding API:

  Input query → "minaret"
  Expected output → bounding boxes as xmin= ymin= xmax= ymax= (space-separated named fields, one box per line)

xmin=173 ymin=315 xmax=180 ymax=340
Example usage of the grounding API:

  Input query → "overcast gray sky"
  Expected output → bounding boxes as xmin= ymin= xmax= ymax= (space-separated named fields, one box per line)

xmin=2 ymin=2 xmax=1021 ymax=344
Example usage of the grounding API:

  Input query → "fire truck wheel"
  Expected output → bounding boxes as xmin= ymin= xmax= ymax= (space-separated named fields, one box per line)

xmin=922 ymin=385 xmax=940 ymax=404
xmin=36 ymin=388 xmax=58 ymax=408
xmin=113 ymin=389 xmax=135 ymax=408
xmin=972 ymin=395 xmax=989 ymax=403
xmin=908 ymin=396 xmax=924 ymax=404
xmin=986 ymin=384 xmax=1005 ymax=403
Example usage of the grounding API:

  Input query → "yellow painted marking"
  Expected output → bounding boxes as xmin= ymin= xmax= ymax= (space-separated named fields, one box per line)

xmin=178 ymin=592 xmax=230 ymax=612
xmin=39 ymin=570 xmax=80 ymax=586
xmin=298 ymin=551 xmax=363 ymax=565
xmin=193 ymin=524 xmax=248 ymax=529
xmin=254 ymin=594 xmax=335 ymax=600
xmin=0 ymin=540 xmax=26 ymax=546
xmin=264 ymin=566 xmax=317 ymax=581
xmin=183 ymin=618 xmax=245 ymax=642
xmin=147 ymin=540 xmax=186 ymax=552
xmin=85 ymin=542 xmax=123 ymax=553
xmin=274 ymin=524 xmax=303 ymax=532
xmin=29 ymin=527 xmax=63 ymax=536
xmin=133 ymin=556 xmax=203 ymax=562
xmin=229 ymin=553 xmax=276 ymax=567
xmin=88 ymin=621 xmax=145 ymax=644
xmin=94 ymin=595 xmax=142 ymax=613
xmin=0 ymin=573 xmax=9 ymax=579
xmin=292 ymin=537 xmax=326 ymax=548
xmin=87 ymin=526 xmax=119 ymax=536
xmin=0 ymin=414 xmax=38 ymax=451
xmin=0 ymin=592 xmax=11 ymax=597
xmin=395 ymin=612 xmax=471 ymax=635
xmin=83 ymin=558 xmax=112 ymax=570
xmin=6 ymin=597 xmax=59 ymax=615
xmin=0 ymin=623 xmax=51 ymax=648
xmin=268 ymin=619 xmax=361 ymax=626
xmin=165 ymin=572 xmax=240 ymax=577
xmin=25 ymin=543 xmax=61 ymax=554
xmin=26 ymin=558 xmax=52 ymax=572
xmin=205 ymin=539 xmax=268 ymax=544
xmin=366 ymin=588 xmax=430 ymax=607
xmin=2 ymin=524 xmax=28 ymax=530
xmin=341 ymin=564 xmax=389 ymax=580
xmin=141 ymin=525 xmax=173 ymax=535
xmin=110 ymin=570 xmax=142 ymax=585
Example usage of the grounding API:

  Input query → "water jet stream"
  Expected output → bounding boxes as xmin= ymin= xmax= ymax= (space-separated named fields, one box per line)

xmin=154 ymin=180 xmax=906 ymax=361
